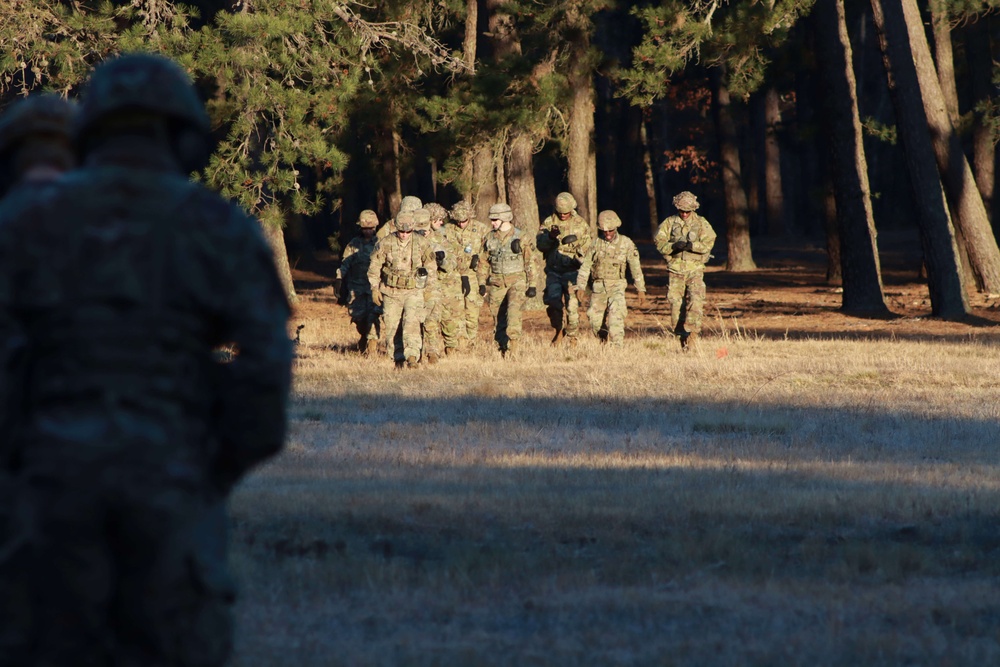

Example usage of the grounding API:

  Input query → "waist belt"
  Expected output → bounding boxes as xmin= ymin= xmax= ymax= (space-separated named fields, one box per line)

xmin=383 ymin=273 xmax=417 ymax=289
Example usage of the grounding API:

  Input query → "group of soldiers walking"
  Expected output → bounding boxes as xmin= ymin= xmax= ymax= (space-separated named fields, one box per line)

xmin=338 ymin=189 xmax=717 ymax=365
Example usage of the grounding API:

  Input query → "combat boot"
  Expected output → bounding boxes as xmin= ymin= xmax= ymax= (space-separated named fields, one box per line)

xmin=444 ymin=347 xmax=457 ymax=357
xmin=551 ymin=329 xmax=564 ymax=346
xmin=406 ymin=356 xmax=419 ymax=368
xmin=358 ymin=336 xmax=369 ymax=355
xmin=682 ymin=332 xmax=699 ymax=351
xmin=376 ymin=341 xmax=388 ymax=357
xmin=503 ymin=339 xmax=517 ymax=358
xmin=567 ymin=336 xmax=578 ymax=349
xmin=426 ymin=351 xmax=440 ymax=365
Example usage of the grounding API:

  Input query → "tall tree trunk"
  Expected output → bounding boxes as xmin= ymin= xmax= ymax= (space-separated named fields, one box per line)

xmin=896 ymin=0 xmax=1000 ymax=292
xmin=929 ymin=0 xmax=960 ymax=126
xmin=376 ymin=113 xmax=401 ymax=219
xmin=472 ymin=143 xmax=498 ymax=223
xmin=814 ymin=0 xmax=888 ymax=315
xmin=712 ymin=67 xmax=756 ymax=272
xmin=566 ymin=6 xmax=597 ymax=228
xmin=463 ymin=0 xmax=478 ymax=71
xmin=763 ymin=86 xmax=785 ymax=236
xmin=966 ymin=16 xmax=995 ymax=227
xmin=869 ymin=0 xmax=970 ymax=318
xmin=641 ymin=116 xmax=659 ymax=239
xmin=823 ymin=181 xmax=842 ymax=286
xmin=263 ymin=222 xmax=297 ymax=305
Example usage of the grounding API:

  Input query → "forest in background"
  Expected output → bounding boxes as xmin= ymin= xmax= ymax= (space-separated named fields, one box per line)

xmin=4 ymin=0 xmax=1000 ymax=318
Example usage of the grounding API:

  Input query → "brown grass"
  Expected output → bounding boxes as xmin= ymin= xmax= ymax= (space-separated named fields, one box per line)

xmin=228 ymin=293 xmax=1000 ymax=666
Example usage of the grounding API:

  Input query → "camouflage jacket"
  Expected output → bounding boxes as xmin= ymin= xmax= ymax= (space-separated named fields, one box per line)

xmin=654 ymin=213 xmax=717 ymax=274
xmin=0 ymin=143 xmax=292 ymax=487
xmin=477 ymin=226 xmax=536 ymax=287
xmin=577 ymin=233 xmax=646 ymax=292
xmin=537 ymin=212 xmax=593 ymax=274
xmin=367 ymin=232 xmax=438 ymax=292
xmin=452 ymin=219 xmax=489 ymax=275
xmin=337 ymin=236 xmax=377 ymax=291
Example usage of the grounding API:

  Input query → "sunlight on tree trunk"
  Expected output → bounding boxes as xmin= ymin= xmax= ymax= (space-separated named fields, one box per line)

xmin=262 ymin=221 xmax=297 ymax=305
xmin=712 ymin=67 xmax=756 ymax=272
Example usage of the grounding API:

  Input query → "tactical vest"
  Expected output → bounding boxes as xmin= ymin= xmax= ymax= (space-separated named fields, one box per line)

xmin=380 ymin=237 xmax=423 ymax=289
xmin=485 ymin=229 xmax=525 ymax=275
xmin=592 ymin=240 xmax=630 ymax=281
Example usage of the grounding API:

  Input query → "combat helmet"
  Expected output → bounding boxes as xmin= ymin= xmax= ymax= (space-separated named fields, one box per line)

xmin=395 ymin=210 xmax=416 ymax=232
xmin=399 ymin=195 xmax=423 ymax=214
xmin=358 ymin=209 xmax=379 ymax=229
xmin=449 ymin=200 xmax=473 ymax=222
xmin=0 ymin=94 xmax=77 ymax=158
xmin=488 ymin=202 xmax=513 ymax=222
xmin=413 ymin=207 xmax=431 ymax=232
xmin=596 ymin=210 xmax=622 ymax=231
xmin=555 ymin=192 xmax=577 ymax=214
xmin=672 ymin=191 xmax=699 ymax=212
xmin=424 ymin=202 xmax=448 ymax=223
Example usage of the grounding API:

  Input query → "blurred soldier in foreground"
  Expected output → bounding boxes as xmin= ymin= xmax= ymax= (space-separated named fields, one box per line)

xmin=423 ymin=202 xmax=463 ymax=359
xmin=335 ymin=209 xmax=381 ymax=354
xmin=450 ymin=200 xmax=488 ymax=346
xmin=576 ymin=210 xmax=646 ymax=348
xmin=537 ymin=191 xmax=592 ymax=348
xmin=477 ymin=203 xmax=537 ymax=356
xmin=368 ymin=209 xmax=437 ymax=367
xmin=0 ymin=53 xmax=293 ymax=667
xmin=0 ymin=93 xmax=77 ymax=200
xmin=377 ymin=194 xmax=422 ymax=241
xmin=654 ymin=191 xmax=716 ymax=349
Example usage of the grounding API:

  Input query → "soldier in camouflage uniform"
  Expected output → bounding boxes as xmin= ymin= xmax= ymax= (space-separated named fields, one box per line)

xmin=335 ymin=209 xmax=381 ymax=354
xmin=476 ymin=203 xmax=537 ymax=356
xmin=654 ymin=191 xmax=717 ymax=349
xmin=537 ymin=191 xmax=592 ymax=347
xmin=576 ymin=211 xmax=646 ymax=348
xmin=368 ymin=209 xmax=437 ymax=367
xmin=450 ymin=200 xmax=488 ymax=345
xmin=0 ymin=54 xmax=292 ymax=667
xmin=423 ymin=202 xmax=464 ymax=358
xmin=376 ymin=194 xmax=422 ymax=241
xmin=413 ymin=206 xmax=452 ymax=364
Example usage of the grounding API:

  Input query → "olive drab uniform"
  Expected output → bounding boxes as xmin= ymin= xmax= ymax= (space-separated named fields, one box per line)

xmin=537 ymin=210 xmax=592 ymax=342
xmin=452 ymin=215 xmax=489 ymax=344
xmin=368 ymin=231 xmax=437 ymax=363
xmin=654 ymin=210 xmax=716 ymax=338
xmin=337 ymin=234 xmax=380 ymax=349
xmin=0 ymin=54 xmax=293 ymax=667
xmin=476 ymin=224 xmax=536 ymax=352
xmin=576 ymin=232 xmax=645 ymax=347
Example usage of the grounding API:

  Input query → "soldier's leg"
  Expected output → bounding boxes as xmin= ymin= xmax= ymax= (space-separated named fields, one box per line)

xmin=666 ymin=273 xmax=686 ymax=335
xmin=465 ymin=289 xmax=483 ymax=343
xmin=606 ymin=284 xmax=627 ymax=347
xmin=686 ymin=271 xmax=707 ymax=334
xmin=486 ymin=280 xmax=507 ymax=348
xmin=543 ymin=273 xmax=564 ymax=335
xmin=505 ymin=276 xmax=526 ymax=345
xmin=439 ymin=290 xmax=463 ymax=353
xmin=401 ymin=290 xmax=425 ymax=362
xmin=422 ymin=297 xmax=443 ymax=358
xmin=380 ymin=292 xmax=404 ymax=360
xmin=587 ymin=290 xmax=606 ymax=338
xmin=564 ymin=274 xmax=581 ymax=338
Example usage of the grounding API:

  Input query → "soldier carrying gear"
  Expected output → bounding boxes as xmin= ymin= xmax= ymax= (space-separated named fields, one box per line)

xmin=577 ymin=210 xmax=646 ymax=348
xmin=377 ymin=195 xmax=424 ymax=241
xmin=335 ymin=209 xmax=382 ymax=353
xmin=448 ymin=200 xmax=488 ymax=345
xmin=655 ymin=190 xmax=716 ymax=350
xmin=0 ymin=93 xmax=78 ymax=198
xmin=419 ymin=203 xmax=460 ymax=362
xmin=537 ymin=190 xmax=592 ymax=348
xmin=0 ymin=53 xmax=292 ymax=667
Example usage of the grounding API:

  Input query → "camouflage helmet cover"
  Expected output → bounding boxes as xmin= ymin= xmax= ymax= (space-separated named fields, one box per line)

xmin=555 ymin=191 xmax=577 ymax=214
xmin=449 ymin=200 xmax=473 ymax=222
xmin=399 ymin=195 xmax=423 ymax=213
xmin=488 ymin=202 xmax=513 ymax=222
xmin=596 ymin=210 xmax=622 ymax=231
xmin=424 ymin=202 xmax=448 ymax=222
xmin=672 ymin=191 xmax=700 ymax=212
xmin=394 ymin=210 xmax=416 ymax=232
xmin=0 ymin=94 xmax=77 ymax=156
xmin=77 ymin=53 xmax=210 ymax=139
xmin=358 ymin=209 xmax=379 ymax=228
xmin=413 ymin=207 xmax=432 ymax=231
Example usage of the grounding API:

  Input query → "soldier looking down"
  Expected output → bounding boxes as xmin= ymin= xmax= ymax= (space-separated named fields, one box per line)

xmin=537 ymin=191 xmax=592 ymax=348
xmin=335 ymin=209 xmax=381 ymax=354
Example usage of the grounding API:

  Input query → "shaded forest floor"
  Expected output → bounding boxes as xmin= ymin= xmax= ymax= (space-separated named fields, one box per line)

xmin=290 ymin=230 xmax=1000 ymax=345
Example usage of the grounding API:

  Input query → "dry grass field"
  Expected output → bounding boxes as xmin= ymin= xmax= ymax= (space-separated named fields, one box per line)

xmin=229 ymin=241 xmax=1000 ymax=666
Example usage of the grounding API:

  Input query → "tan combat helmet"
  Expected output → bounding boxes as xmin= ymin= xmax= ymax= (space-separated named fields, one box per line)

xmin=596 ymin=210 xmax=622 ymax=231
xmin=424 ymin=202 xmax=448 ymax=223
xmin=672 ymin=191 xmax=699 ymax=212
xmin=413 ymin=207 xmax=432 ymax=232
xmin=399 ymin=195 xmax=423 ymax=214
xmin=555 ymin=192 xmax=577 ymax=214
xmin=358 ymin=209 xmax=379 ymax=229
xmin=488 ymin=202 xmax=513 ymax=222
xmin=395 ymin=210 xmax=416 ymax=232
xmin=449 ymin=200 xmax=473 ymax=223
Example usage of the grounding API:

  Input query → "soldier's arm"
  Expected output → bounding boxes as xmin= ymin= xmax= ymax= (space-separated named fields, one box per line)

xmin=475 ymin=238 xmax=489 ymax=287
xmin=690 ymin=217 xmax=717 ymax=255
xmin=626 ymin=239 xmax=646 ymax=292
xmin=422 ymin=239 xmax=438 ymax=289
xmin=536 ymin=216 xmax=558 ymax=253
xmin=523 ymin=238 xmax=537 ymax=289
xmin=575 ymin=249 xmax=594 ymax=291
xmin=367 ymin=242 xmax=384 ymax=293
xmin=210 ymin=209 xmax=293 ymax=492
xmin=653 ymin=220 xmax=673 ymax=257
xmin=337 ymin=240 xmax=357 ymax=281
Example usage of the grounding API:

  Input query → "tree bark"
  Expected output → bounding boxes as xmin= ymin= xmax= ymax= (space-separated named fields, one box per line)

xmin=763 ymin=86 xmax=786 ymax=236
xmin=814 ymin=0 xmax=888 ymax=315
xmin=966 ymin=16 xmax=995 ymax=226
xmin=376 ymin=116 xmax=401 ymax=219
xmin=472 ymin=143 xmax=498 ymax=223
xmin=896 ymin=0 xmax=1000 ymax=292
xmin=712 ymin=67 xmax=756 ymax=272
xmin=463 ymin=0 xmax=478 ymax=71
xmin=566 ymin=5 xmax=597 ymax=228
xmin=263 ymin=221 xmax=297 ymax=305
xmin=641 ymin=116 xmax=659 ymax=239
xmin=869 ymin=0 xmax=970 ymax=318
xmin=823 ymin=182 xmax=842 ymax=286
xmin=929 ymin=0 xmax=960 ymax=126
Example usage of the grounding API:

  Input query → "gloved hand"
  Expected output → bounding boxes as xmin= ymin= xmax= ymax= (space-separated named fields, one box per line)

xmin=561 ymin=234 xmax=578 ymax=246
xmin=416 ymin=267 xmax=428 ymax=277
xmin=511 ymin=239 xmax=522 ymax=254
xmin=548 ymin=226 xmax=561 ymax=239
xmin=470 ymin=255 xmax=479 ymax=270
xmin=461 ymin=275 xmax=471 ymax=296
xmin=526 ymin=286 xmax=537 ymax=299
xmin=479 ymin=284 xmax=487 ymax=297
xmin=672 ymin=240 xmax=692 ymax=253
xmin=435 ymin=250 xmax=446 ymax=265
xmin=371 ymin=289 xmax=383 ymax=307
xmin=636 ymin=291 xmax=646 ymax=308
xmin=333 ymin=278 xmax=344 ymax=304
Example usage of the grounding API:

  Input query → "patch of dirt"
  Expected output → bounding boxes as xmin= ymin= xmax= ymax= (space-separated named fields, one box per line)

xmin=290 ymin=233 xmax=1000 ymax=345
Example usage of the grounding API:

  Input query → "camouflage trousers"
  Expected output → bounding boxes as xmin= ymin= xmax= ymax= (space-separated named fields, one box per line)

xmin=485 ymin=272 xmax=527 ymax=351
xmin=543 ymin=271 xmax=581 ymax=337
xmin=346 ymin=287 xmax=380 ymax=343
xmin=0 ymin=470 xmax=234 ymax=667
xmin=587 ymin=279 xmax=629 ymax=347
xmin=381 ymin=286 xmax=424 ymax=361
xmin=667 ymin=269 xmax=707 ymax=335
xmin=459 ymin=274 xmax=483 ymax=342
xmin=424 ymin=278 xmax=465 ymax=355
